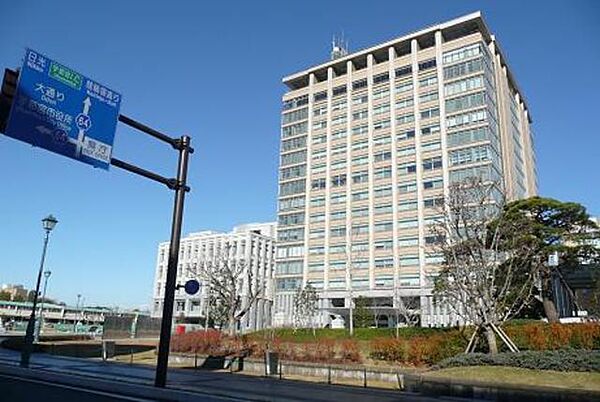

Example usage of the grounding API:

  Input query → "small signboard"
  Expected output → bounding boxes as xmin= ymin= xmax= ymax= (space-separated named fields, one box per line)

xmin=4 ymin=49 xmax=121 ymax=170
xmin=548 ymin=252 xmax=559 ymax=267
xmin=184 ymin=279 xmax=200 ymax=296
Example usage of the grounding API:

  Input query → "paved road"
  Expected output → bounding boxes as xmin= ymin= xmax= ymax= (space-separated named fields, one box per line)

xmin=0 ymin=348 xmax=467 ymax=402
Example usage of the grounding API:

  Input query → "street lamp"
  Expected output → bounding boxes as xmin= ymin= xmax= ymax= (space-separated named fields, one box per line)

xmin=20 ymin=214 xmax=58 ymax=367
xmin=35 ymin=270 xmax=52 ymax=342
xmin=74 ymin=294 xmax=81 ymax=333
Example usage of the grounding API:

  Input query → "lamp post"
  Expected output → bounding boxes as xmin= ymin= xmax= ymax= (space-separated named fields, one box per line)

xmin=34 ymin=270 xmax=52 ymax=342
xmin=74 ymin=294 xmax=81 ymax=333
xmin=20 ymin=214 xmax=58 ymax=368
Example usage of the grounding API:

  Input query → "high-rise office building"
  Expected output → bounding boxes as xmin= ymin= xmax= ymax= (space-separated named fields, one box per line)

xmin=152 ymin=222 xmax=276 ymax=332
xmin=274 ymin=12 xmax=537 ymax=328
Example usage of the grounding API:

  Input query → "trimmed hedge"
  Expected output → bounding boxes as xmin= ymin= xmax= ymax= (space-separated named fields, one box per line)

xmin=505 ymin=323 xmax=600 ymax=350
xmin=248 ymin=326 xmax=461 ymax=342
xmin=435 ymin=349 xmax=600 ymax=372
xmin=369 ymin=330 xmax=467 ymax=365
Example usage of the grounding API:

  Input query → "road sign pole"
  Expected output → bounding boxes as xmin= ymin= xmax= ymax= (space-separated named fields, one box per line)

xmin=154 ymin=135 xmax=191 ymax=388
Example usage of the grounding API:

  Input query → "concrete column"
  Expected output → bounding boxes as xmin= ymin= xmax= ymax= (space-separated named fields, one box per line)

xmin=387 ymin=46 xmax=401 ymax=307
xmin=366 ymin=53 xmax=375 ymax=289
xmin=410 ymin=39 xmax=426 ymax=299
xmin=344 ymin=60 xmax=354 ymax=293
xmin=323 ymin=66 xmax=335 ymax=289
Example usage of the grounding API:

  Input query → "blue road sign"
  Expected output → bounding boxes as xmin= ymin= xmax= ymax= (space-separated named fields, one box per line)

xmin=184 ymin=279 xmax=200 ymax=296
xmin=4 ymin=49 xmax=121 ymax=170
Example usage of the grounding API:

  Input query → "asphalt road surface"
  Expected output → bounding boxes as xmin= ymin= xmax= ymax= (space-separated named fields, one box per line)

xmin=0 ymin=348 xmax=477 ymax=402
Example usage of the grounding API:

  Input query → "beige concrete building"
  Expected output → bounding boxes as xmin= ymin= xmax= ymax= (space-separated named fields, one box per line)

xmin=274 ymin=12 xmax=537 ymax=328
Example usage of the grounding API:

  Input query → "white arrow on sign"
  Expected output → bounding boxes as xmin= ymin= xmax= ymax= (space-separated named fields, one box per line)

xmin=75 ymin=97 xmax=92 ymax=157
xmin=35 ymin=125 xmax=52 ymax=135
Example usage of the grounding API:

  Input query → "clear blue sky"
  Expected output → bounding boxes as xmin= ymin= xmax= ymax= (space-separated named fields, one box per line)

xmin=1 ymin=1 xmax=598 ymax=309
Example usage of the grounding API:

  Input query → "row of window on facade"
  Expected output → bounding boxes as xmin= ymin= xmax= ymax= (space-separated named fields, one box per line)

xmin=281 ymin=42 xmax=491 ymax=114
xmin=274 ymin=274 xmax=424 ymax=291
xmin=281 ymin=109 xmax=492 ymax=169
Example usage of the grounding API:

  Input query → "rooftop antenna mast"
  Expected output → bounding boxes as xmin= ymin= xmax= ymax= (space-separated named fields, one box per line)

xmin=330 ymin=32 xmax=349 ymax=60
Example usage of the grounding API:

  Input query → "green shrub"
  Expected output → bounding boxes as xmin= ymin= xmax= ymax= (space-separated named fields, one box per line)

xmin=504 ymin=323 xmax=600 ymax=351
xmin=369 ymin=331 xmax=467 ymax=366
xmin=436 ymin=349 xmax=600 ymax=372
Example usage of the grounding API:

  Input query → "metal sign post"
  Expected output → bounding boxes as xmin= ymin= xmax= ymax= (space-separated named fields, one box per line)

xmin=1 ymin=54 xmax=194 ymax=387
xmin=154 ymin=135 xmax=190 ymax=388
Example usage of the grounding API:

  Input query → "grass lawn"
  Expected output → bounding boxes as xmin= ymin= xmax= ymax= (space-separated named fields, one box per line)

xmin=423 ymin=366 xmax=600 ymax=392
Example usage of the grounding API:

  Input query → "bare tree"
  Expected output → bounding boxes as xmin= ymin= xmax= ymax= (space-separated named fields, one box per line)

xmin=394 ymin=295 xmax=420 ymax=329
xmin=292 ymin=283 xmax=319 ymax=335
xmin=345 ymin=232 xmax=368 ymax=335
xmin=192 ymin=244 xmax=265 ymax=336
xmin=432 ymin=177 xmax=537 ymax=354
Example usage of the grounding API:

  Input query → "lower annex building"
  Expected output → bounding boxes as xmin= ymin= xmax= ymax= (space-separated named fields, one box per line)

xmin=152 ymin=222 xmax=276 ymax=333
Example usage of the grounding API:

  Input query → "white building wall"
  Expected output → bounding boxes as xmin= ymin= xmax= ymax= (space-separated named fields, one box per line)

xmin=152 ymin=222 xmax=276 ymax=332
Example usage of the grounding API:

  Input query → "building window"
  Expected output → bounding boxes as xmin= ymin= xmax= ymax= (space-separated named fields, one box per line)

xmin=352 ymin=139 xmax=369 ymax=151
xmin=331 ymin=193 xmax=347 ymax=204
xmin=276 ymin=278 xmax=302 ymax=291
xmin=330 ymin=226 xmax=346 ymax=237
xmin=311 ymin=178 xmax=326 ymax=190
xmin=374 ymin=151 xmax=392 ymax=162
xmin=423 ymin=177 xmax=444 ymax=190
xmin=442 ymin=43 xmax=482 ymax=65
xmin=398 ymin=162 xmax=416 ymax=175
xmin=330 ymin=245 xmax=346 ymax=254
xmin=418 ymin=59 xmax=436 ymax=71
xmin=422 ymin=156 xmax=442 ymax=171
xmin=399 ymin=200 xmax=418 ymax=211
xmin=420 ymin=107 xmax=440 ymax=120
xmin=331 ymin=174 xmax=347 ymax=187
xmin=373 ymin=103 xmax=390 ymax=115
xmin=421 ymin=124 xmax=440 ymax=136
xmin=444 ymin=76 xmax=485 ymax=97
xmin=395 ymin=65 xmax=412 ymax=78
xmin=396 ymin=97 xmax=414 ymax=109
xmin=419 ymin=91 xmax=438 ymax=103
xmin=282 ymin=95 xmax=309 ymax=111
xmin=374 ymin=166 xmax=392 ymax=180
xmin=282 ymin=121 xmax=308 ymax=138
xmin=352 ymin=207 xmax=369 ymax=218
xmin=310 ymin=196 xmax=325 ymax=207
xmin=333 ymin=85 xmax=347 ymax=97
xmin=375 ymin=258 xmax=394 ymax=268
xmin=374 ymin=240 xmax=393 ymax=250
xmin=310 ymin=213 xmax=325 ymax=223
xmin=419 ymin=75 xmax=437 ymax=88
xmin=352 ymin=170 xmax=369 ymax=184
xmin=398 ymin=219 xmax=418 ymax=229
xmin=396 ymin=113 xmax=415 ymax=125
xmin=374 ymin=221 xmax=393 ymax=232
xmin=352 ymin=78 xmax=368 ymax=91
xmin=399 ymin=255 xmax=420 ymax=266
xmin=398 ymin=181 xmax=417 ymax=193
xmin=374 ymin=204 xmax=393 ymax=214
xmin=352 ymin=224 xmax=369 ymax=235
xmin=374 ymin=185 xmax=392 ymax=198
xmin=373 ymin=72 xmax=390 ymax=85
xmin=314 ymin=91 xmax=327 ymax=102
xmin=282 ymin=108 xmax=308 ymax=125
xmin=399 ymin=237 xmax=419 ymax=247
xmin=331 ymin=210 xmax=346 ymax=221
xmin=352 ymin=190 xmax=369 ymax=201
